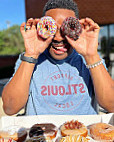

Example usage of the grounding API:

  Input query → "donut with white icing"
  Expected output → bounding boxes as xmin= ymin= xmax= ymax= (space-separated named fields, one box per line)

xmin=60 ymin=120 xmax=88 ymax=137
xmin=0 ymin=125 xmax=27 ymax=142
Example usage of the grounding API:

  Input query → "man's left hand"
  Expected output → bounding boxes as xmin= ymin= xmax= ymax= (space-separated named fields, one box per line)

xmin=65 ymin=18 xmax=100 ymax=58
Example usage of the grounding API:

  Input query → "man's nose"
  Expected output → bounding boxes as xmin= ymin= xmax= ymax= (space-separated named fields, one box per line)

xmin=53 ymin=28 xmax=65 ymax=41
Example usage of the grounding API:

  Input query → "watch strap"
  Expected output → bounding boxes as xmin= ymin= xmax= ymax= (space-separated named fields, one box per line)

xmin=20 ymin=53 xmax=38 ymax=64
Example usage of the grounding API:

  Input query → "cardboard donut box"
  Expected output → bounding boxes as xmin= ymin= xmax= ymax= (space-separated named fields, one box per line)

xmin=0 ymin=113 xmax=114 ymax=141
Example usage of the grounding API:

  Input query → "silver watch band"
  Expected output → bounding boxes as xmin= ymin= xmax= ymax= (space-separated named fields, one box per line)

xmin=20 ymin=53 xmax=38 ymax=64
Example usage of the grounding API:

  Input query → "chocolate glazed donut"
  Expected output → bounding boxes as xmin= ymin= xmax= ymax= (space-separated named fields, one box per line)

xmin=29 ymin=123 xmax=57 ymax=140
xmin=61 ymin=17 xmax=82 ymax=40
xmin=29 ymin=126 xmax=44 ymax=138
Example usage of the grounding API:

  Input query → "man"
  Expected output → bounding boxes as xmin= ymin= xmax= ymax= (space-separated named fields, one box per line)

xmin=2 ymin=0 xmax=114 ymax=115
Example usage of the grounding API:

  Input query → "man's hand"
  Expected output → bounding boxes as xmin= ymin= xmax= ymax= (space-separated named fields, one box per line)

xmin=20 ymin=18 xmax=53 ymax=58
xmin=65 ymin=18 xmax=100 ymax=58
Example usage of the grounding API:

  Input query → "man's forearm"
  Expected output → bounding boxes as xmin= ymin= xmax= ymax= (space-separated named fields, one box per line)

xmin=85 ymin=54 xmax=114 ymax=112
xmin=2 ymin=61 xmax=35 ymax=115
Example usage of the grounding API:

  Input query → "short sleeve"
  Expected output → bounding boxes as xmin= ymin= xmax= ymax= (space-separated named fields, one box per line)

xmin=6 ymin=54 xmax=22 ymax=84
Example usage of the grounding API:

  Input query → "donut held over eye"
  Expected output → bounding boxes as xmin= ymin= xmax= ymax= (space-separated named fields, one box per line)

xmin=37 ymin=16 xmax=57 ymax=39
xmin=61 ymin=17 xmax=82 ymax=40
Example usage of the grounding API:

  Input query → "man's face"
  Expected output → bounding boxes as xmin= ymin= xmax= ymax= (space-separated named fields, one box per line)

xmin=45 ymin=9 xmax=76 ymax=60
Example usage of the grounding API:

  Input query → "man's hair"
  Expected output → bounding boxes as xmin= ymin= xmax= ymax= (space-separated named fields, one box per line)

xmin=42 ymin=0 xmax=79 ymax=18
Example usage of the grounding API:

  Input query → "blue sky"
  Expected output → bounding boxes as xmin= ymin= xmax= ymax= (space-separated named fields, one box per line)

xmin=0 ymin=0 xmax=114 ymax=38
xmin=0 ymin=0 xmax=26 ymax=30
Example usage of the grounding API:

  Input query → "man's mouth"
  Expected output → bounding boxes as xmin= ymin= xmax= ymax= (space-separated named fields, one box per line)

xmin=51 ymin=43 xmax=67 ymax=54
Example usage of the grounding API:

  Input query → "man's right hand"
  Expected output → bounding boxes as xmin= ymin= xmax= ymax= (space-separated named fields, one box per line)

xmin=20 ymin=18 xmax=53 ymax=59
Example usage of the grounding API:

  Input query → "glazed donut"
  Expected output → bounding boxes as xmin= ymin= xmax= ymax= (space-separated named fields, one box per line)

xmin=60 ymin=120 xmax=88 ymax=137
xmin=37 ymin=16 xmax=57 ymax=39
xmin=0 ymin=125 xmax=27 ymax=142
xmin=59 ymin=135 xmax=88 ymax=142
xmin=61 ymin=17 xmax=82 ymax=40
xmin=29 ymin=123 xmax=57 ymax=140
xmin=89 ymin=122 xmax=114 ymax=141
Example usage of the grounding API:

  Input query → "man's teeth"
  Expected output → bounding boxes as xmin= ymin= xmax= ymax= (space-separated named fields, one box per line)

xmin=56 ymin=47 xmax=63 ymax=49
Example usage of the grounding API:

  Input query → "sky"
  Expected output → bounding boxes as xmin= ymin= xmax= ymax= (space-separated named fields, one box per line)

xmin=0 ymin=0 xmax=26 ymax=30
xmin=0 ymin=0 xmax=114 ymax=37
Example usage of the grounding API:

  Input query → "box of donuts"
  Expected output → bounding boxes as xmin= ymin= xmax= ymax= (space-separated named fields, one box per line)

xmin=0 ymin=113 xmax=114 ymax=142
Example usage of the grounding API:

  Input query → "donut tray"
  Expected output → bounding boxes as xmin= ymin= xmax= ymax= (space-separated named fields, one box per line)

xmin=0 ymin=113 xmax=113 ymax=142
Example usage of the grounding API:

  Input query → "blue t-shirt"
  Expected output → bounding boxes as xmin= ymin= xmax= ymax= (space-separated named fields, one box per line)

xmin=14 ymin=49 xmax=99 ymax=115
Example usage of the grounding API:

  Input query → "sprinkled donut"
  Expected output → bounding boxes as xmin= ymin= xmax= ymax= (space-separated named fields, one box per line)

xmin=37 ymin=16 xmax=57 ymax=39
xmin=61 ymin=17 xmax=82 ymax=40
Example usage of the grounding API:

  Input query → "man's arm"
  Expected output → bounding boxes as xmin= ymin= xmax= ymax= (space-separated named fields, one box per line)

xmin=66 ymin=17 xmax=114 ymax=112
xmin=85 ymin=54 xmax=114 ymax=112
xmin=2 ymin=61 xmax=35 ymax=115
xmin=2 ymin=18 xmax=53 ymax=115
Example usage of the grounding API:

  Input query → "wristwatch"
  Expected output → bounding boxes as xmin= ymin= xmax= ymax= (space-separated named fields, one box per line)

xmin=20 ymin=53 xmax=38 ymax=64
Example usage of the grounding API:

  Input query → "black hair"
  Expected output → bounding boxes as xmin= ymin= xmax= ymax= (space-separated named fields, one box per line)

xmin=42 ymin=0 xmax=79 ymax=18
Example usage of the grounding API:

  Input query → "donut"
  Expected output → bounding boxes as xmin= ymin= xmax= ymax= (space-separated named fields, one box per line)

xmin=61 ymin=17 xmax=82 ymax=40
xmin=29 ymin=123 xmax=57 ymax=140
xmin=0 ymin=138 xmax=15 ymax=142
xmin=0 ymin=125 xmax=27 ymax=142
xmin=25 ymin=135 xmax=51 ymax=142
xmin=29 ymin=126 xmax=44 ymax=138
xmin=60 ymin=120 xmax=88 ymax=137
xmin=89 ymin=122 xmax=114 ymax=141
xmin=59 ymin=135 xmax=88 ymax=142
xmin=37 ymin=16 xmax=57 ymax=39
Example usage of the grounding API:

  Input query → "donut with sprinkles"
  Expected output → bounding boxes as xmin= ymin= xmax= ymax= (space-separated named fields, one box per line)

xmin=61 ymin=17 xmax=82 ymax=40
xmin=37 ymin=16 xmax=57 ymax=39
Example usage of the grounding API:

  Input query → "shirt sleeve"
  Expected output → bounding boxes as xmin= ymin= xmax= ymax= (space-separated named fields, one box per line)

xmin=6 ymin=54 xmax=22 ymax=84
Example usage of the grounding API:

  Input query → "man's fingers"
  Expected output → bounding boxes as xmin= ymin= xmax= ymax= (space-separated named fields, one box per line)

xmin=65 ymin=36 xmax=74 ymax=45
xmin=93 ymin=23 xmax=100 ymax=32
xmin=20 ymin=22 xmax=26 ymax=35
xmin=31 ymin=19 xmax=40 ymax=30
xmin=79 ymin=18 xmax=85 ymax=24
xmin=79 ymin=19 xmax=85 ymax=29
xmin=25 ymin=18 xmax=34 ymax=31
xmin=85 ymin=17 xmax=95 ymax=25
xmin=31 ymin=20 xmax=37 ymax=30
xmin=45 ymin=36 xmax=54 ymax=45
xmin=25 ymin=18 xmax=40 ymax=31
xmin=85 ymin=18 xmax=100 ymax=30
xmin=35 ymin=18 xmax=40 ymax=24
xmin=26 ymin=18 xmax=34 ymax=26
xmin=80 ymin=18 xmax=100 ymax=32
xmin=31 ymin=24 xmax=36 ymax=30
xmin=86 ymin=23 xmax=100 ymax=32
xmin=79 ymin=19 xmax=89 ymax=31
xmin=84 ymin=22 xmax=90 ymax=30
